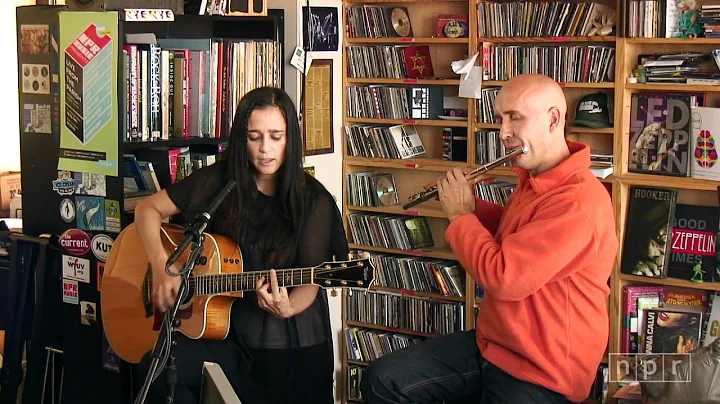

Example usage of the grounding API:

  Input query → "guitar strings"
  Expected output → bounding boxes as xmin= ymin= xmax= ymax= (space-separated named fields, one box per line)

xmin=147 ymin=265 xmax=368 ymax=291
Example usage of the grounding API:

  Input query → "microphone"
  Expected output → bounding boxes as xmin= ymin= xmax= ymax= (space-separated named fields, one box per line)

xmin=166 ymin=179 xmax=237 ymax=274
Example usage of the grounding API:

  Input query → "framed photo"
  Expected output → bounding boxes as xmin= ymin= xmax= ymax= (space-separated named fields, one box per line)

xmin=302 ymin=59 xmax=334 ymax=156
xmin=302 ymin=6 xmax=339 ymax=52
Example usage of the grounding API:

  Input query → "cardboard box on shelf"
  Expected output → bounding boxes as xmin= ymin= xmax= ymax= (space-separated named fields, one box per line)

xmin=0 ymin=172 xmax=21 ymax=212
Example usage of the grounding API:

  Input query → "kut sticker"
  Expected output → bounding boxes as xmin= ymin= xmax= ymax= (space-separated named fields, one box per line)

xmin=62 ymin=254 xmax=90 ymax=283
xmin=91 ymin=234 xmax=113 ymax=262
xmin=62 ymin=279 xmax=78 ymax=304
xmin=80 ymin=301 xmax=97 ymax=326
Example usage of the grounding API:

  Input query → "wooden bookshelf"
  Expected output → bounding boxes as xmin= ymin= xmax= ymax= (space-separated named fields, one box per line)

xmin=341 ymin=0 xmax=621 ymax=402
xmin=341 ymin=0 xmax=720 ymax=403
xmin=609 ymin=15 xmax=720 ymax=402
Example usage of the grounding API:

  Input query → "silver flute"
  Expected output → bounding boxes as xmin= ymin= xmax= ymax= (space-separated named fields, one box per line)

xmin=401 ymin=145 xmax=529 ymax=210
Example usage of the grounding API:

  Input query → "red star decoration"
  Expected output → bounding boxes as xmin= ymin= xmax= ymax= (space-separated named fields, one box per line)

xmin=410 ymin=51 xmax=428 ymax=75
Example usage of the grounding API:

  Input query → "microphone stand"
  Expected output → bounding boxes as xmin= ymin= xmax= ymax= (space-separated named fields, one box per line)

xmin=133 ymin=179 xmax=236 ymax=404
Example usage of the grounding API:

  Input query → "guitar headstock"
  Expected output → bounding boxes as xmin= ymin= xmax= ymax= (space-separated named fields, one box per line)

xmin=313 ymin=250 xmax=375 ymax=290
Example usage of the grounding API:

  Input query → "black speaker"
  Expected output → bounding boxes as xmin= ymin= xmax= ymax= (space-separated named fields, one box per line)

xmin=226 ymin=0 xmax=267 ymax=16
xmin=65 ymin=0 xmax=185 ymax=15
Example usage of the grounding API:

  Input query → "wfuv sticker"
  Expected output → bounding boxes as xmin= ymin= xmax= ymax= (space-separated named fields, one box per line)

xmin=62 ymin=254 xmax=90 ymax=283
xmin=62 ymin=279 xmax=78 ymax=304
xmin=80 ymin=301 xmax=97 ymax=326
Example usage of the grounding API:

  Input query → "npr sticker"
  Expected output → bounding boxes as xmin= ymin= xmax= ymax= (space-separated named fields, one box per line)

xmin=62 ymin=279 xmax=78 ymax=304
xmin=52 ymin=171 xmax=76 ymax=196
xmin=59 ymin=228 xmax=91 ymax=256
xmin=91 ymin=234 xmax=113 ymax=262
xmin=62 ymin=254 xmax=90 ymax=283
xmin=60 ymin=198 xmax=75 ymax=223
xmin=80 ymin=301 xmax=97 ymax=325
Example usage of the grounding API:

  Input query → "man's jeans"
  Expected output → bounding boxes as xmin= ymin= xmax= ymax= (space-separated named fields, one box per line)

xmin=360 ymin=330 xmax=575 ymax=404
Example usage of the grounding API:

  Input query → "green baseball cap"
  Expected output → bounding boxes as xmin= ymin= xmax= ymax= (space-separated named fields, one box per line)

xmin=571 ymin=92 xmax=613 ymax=128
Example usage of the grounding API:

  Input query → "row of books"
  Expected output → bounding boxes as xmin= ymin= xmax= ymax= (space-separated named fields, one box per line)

xmin=621 ymin=285 xmax=719 ymax=355
xmin=123 ymin=147 xmax=219 ymax=210
xmin=365 ymin=251 xmax=466 ymax=298
xmin=346 ymin=172 xmax=399 ymax=208
xmin=345 ymin=5 xmax=414 ymax=39
xmin=346 ymin=45 xmax=435 ymax=80
xmin=475 ymin=178 xmax=517 ymax=207
xmin=476 ymin=129 xmax=512 ymax=166
xmin=121 ymin=34 xmax=281 ymax=142
xmin=636 ymin=51 xmax=719 ymax=84
xmin=622 ymin=0 xmax=697 ymax=38
xmin=345 ymin=326 xmax=425 ymax=363
xmin=345 ymin=170 xmax=513 ymax=212
xmin=629 ymin=91 xmax=720 ymax=180
xmin=345 ymin=290 xmax=466 ymax=335
xmin=477 ymin=1 xmax=611 ymax=38
xmin=620 ymin=186 xmax=719 ymax=282
xmin=347 ymin=213 xmax=435 ymax=251
xmin=346 ymin=85 xmax=444 ymax=121
xmin=475 ymin=87 xmax=501 ymax=124
xmin=344 ymin=123 xmax=426 ymax=160
xmin=480 ymin=43 xmax=615 ymax=83
xmin=347 ymin=365 xmax=365 ymax=401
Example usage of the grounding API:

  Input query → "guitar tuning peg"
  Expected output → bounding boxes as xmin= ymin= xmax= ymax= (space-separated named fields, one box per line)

xmin=330 ymin=288 xmax=338 ymax=297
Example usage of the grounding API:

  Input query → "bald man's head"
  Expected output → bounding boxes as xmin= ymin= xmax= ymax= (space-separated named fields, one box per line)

xmin=501 ymin=74 xmax=567 ymax=123
xmin=493 ymin=74 xmax=571 ymax=175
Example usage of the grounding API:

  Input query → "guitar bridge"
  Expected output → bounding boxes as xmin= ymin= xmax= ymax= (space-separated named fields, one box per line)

xmin=142 ymin=264 xmax=153 ymax=318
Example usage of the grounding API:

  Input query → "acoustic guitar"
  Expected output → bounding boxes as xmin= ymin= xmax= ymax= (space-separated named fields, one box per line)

xmin=100 ymin=222 xmax=375 ymax=364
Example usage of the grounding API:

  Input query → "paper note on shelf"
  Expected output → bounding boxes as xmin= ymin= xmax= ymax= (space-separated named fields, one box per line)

xmin=290 ymin=46 xmax=313 ymax=74
xmin=452 ymin=52 xmax=483 ymax=99
xmin=451 ymin=51 xmax=479 ymax=77
xmin=458 ymin=66 xmax=483 ymax=99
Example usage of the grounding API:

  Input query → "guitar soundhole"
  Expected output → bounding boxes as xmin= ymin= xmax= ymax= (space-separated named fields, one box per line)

xmin=150 ymin=280 xmax=195 ymax=331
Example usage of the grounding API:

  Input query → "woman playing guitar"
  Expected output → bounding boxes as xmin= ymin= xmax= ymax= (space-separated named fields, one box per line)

xmin=133 ymin=87 xmax=348 ymax=404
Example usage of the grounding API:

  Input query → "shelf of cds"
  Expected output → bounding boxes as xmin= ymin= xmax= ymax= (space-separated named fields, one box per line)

xmin=341 ymin=0 xmax=720 ymax=403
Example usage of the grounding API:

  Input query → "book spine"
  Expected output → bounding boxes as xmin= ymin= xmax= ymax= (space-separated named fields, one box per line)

xmin=149 ymin=44 xmax=162 ymax=141
xmin=167 ymin=52 xmax=174 ymax=137
xmin=124 ymin=45 xmax=139 ymax=141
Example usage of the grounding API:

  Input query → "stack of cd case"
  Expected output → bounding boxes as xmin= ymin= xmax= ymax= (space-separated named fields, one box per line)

xmin=347 ymin=172 xmax=399 ymax=207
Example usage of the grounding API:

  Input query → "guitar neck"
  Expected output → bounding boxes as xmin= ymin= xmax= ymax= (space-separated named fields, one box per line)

xmin=193 ymin=267 xmax=315 ymax=295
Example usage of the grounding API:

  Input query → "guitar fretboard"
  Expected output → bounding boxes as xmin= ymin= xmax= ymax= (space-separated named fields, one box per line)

xmin=193 ymin=268 xmax=314 ymax=295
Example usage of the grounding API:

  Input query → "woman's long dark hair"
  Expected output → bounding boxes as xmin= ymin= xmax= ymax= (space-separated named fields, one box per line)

xmin=216 ymin=87 xmax=307 ymax=265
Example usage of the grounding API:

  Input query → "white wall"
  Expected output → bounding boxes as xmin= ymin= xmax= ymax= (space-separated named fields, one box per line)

xmin=0 ymin=1 xmax=33 ymax=173
xmin=268 ymin=0 xmax=346 ymax=402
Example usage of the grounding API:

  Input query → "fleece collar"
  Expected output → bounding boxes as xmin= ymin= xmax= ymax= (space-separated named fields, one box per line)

xmin=511 ymin=141 xmax=591 ymax=195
